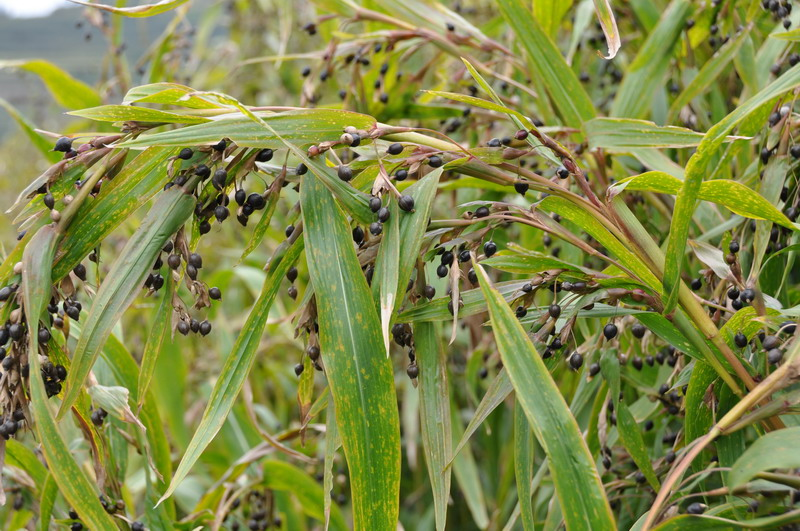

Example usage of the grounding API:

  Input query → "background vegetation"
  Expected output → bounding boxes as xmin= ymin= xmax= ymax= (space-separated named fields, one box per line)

xmin=1 ymin=0 xmax=800 ymax=530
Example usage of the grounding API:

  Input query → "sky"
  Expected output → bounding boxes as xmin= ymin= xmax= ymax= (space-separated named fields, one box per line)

xmin=0 ymin=0 xmax=72 ymax=18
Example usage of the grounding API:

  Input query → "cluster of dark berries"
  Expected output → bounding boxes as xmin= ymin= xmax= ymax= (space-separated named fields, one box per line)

xmin=90 ymin=407 xmax=108 ymax=427
xmin=391 ymin=323 xmax=418 ymax=379
xmin=762 ymin=0 xmax=794 ymax=29
xmin=41 ymin=359 xmax=67 ymax=398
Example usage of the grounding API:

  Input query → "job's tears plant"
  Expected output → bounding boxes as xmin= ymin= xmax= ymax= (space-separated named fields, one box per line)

xmin=0 ymin=0 xmax=799 ymax=529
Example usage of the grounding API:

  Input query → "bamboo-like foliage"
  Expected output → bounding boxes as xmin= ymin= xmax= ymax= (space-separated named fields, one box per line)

xmin=0 ymin=0 xmax=799 ymax=530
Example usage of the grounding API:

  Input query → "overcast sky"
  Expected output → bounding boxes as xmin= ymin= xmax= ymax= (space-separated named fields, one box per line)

xmin=0 ymin=0 xmax=72 ymax=18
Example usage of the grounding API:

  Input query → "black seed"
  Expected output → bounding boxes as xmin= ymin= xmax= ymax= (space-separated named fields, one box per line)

xmin=428 ymin=155 xmax=443 ymax=167
xmin=487 ymin=138 xmax=501 ymax=147
xmin=0 ymin=287 xmax=12 ymax=302
xmin=337 ymin=165 xmax=353 ymax=181
xmin=285 ymin=225 xmax=295 ymax=238
xmin=407 ymin=364 xmax=419 ymax=379
xmin=301 ymin=66 xmax=311 ymax=77
xmin=727 ymin=287 xmax=740 ymax=300
xmin=199 ymin=320 xmax=212 ymax=336
xmin=54 ymin=136 xmax=73 ymax=152
xmin=547 ymin=304 xmax=561 ymax=319
xmin=352 ymin=226 xmax=364 ymax=244
xmin=690 ymin=278 xmax=702 ymax=291
xmin=632 ymin=356 xmax=643 ymax=371
xmin=235 ymin=189 xmax=246 ymax=206
xmin=687 ymin=503 xmax=707 ymax=515
xmin=468 ymin=268 xmax=478 ymax=284
xmin=212 ymin=169 xmax=227 ymax=190
xmin=307 ymin=345 xmax=320 ymax=361
xmin=741 ymin=288 xmax=756 ymax=302
xmin=395 ymin=169 xmax=408 ymax=181
xmin=483 ymin=240 xmax=497 ymax=257
xmin=423 ymin=285 xmax=436 ymax=299
xmin=458 ymin=249 xmax=471 ymax=263
xmin=440 ymin=251 xmax=454 ymax=266
xmin=515 ymin=306 xmax=527 ymax=318
xmin=768 ymin=348 xmax=783 ymax=364
xmin=43 ymin=193 xmax=56 ymax=210
xmin=398 ymin=195 xmax=415 ymax=212
xmin=569 ymin=352 xmax=583 ymax=370
xmin=729 ymin=240 xmax=740 ymax=254
xmin=255 ymin=148 xmax=273 ymax=162
xmin=350 ymin=133 xmax=361 ymax=147
xmin=734 ymin=332 xmax=748 ymax=348
xmin=603 ymin=323 xmax=618 ymax=340
xmin=296 ymin=163 xmax=308 ymax=175
xmin=66 ymin=305 xmax=80 ymax=320
xmin=589 ymin=362 xmax=601 ymax=376
xmin=209 ymin=287 xmax=222 ymax=300
xmin=214 ymin=205 xmax=229 ymax=221
xmin=287 ymin=266 xmax=298 ymax=283
xmin=474 ymin=206 xmax=490 ymax=218
xmin=195 ymin=164 xmax=211 ymax=179
xmin=186 ymin=264 xmax=198 ymax=280
xmin=436 ymin=264 xmax=448 ymax=278
xmin=631 ymin=323 xmax=646 ymax=338
xmin=38 ymin=327 xmax=51 ymax=344
xmin=8 ymin=323 xmax=24 ymax=341
xmin=387 ymin=143 xmax=403 ymax=155
xmin=178 ymin=148 xmax=193 ymax=160
xmin=514 ymin=181 xmax=529 ymax=195
xmin=377 ymin=207 xmax=390 ymax=223
xmin=369 ymin=196 xmax=382 ymax=212
xmin=190 ymin=319 xmax=200 ymax=333
xmin=188 ymin=253 xmax=203 ymax=268
xmin=294 ymin=363 xmax=305 ymax=376
xmin=246 ymin=193 xmax=266 ymax=210
xmin=198 ymin=220 xmax=211 ymax=234
xmin=791 ymin=145 xmax=800 ymax=159
xmin=763 ymin=335 xmax=779 ymax=350
xmin=369 ymin=222 xmax=382 ymax=236
xmin=73 ymin=263 xmax=87 ymax=281
xmin=167 ymin=254 xmax=181 ymax=270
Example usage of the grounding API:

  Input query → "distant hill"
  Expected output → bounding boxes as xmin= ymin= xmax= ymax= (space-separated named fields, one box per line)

xmin=0 ymin=1 xmax=215 ymax=138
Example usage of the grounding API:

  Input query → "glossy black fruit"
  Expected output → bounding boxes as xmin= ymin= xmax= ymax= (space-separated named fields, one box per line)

xmin=294 ymin=363 xmax=304 ymax=376
xmin=729 ymin=240 xmax=740 ymax=253
xmin=549 ymin=304 xmax=561 ymax=319
xmin=255 ymin=148 xmax=273 ymax=162
xmin=556 ymin=166 xmax=569 ymax=179
xmin=387 ymin=143 xmax=403 ymax=155
xmin=436 ymin=264 xmax=448 ymax=278
xmin=377 ymin=207 xmax=390 ymax=222
xmin=483 ymin=240 xmax=497 ymax=257
xmin=209 ymin=287 xmax=222 ymax=300
xmin=514 ymin=181 xmax=529 ymax=195
xmin=603 ymin=323 xmax=618 ymax=340
xmin=690 ymin=278 xmax=702 ymax=291
xmin=54 ymin=136 xmax=73 ymax=152
xmin=428 ymin=155 xmax=443 ymax=167
xmin=178 ymin=148 xmax=193 ymax=160
xmin=474 ymin=206 xmax=490 ymax=218
xmin=569 ymin=352 xmax=583 ymax=370
xmin=734 ymin=332 xmax=748 ymax=348
xmin=395 ymin=169 xmax=408 ymax=181
xmin=369 ymin=222 xmax=383 ymax=235
xmin=369 ymin=196 xmax=382 ymax=212
xmin=631 ymin=323 xmax=646 ymax=338
xmin=337 ymin=165 xmax=353 ymax=181
xmin=398 ymin=195 xmax=415 ymax=212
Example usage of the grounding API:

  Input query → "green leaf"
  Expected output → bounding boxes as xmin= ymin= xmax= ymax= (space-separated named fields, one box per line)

xmin=37 ymin=474 xmax=57 ymax=531
xmin=514 ymin=402 xmax=536 ymax=531
xmin=592 ymin=0 xmax=621 ymax=59
xmin=611 ymin=171 xmax=794 ymax=228
xmin=585 ymin=118 xmax=745 ymax=150
xmin=496 ymin=0 xmax=596 ymax=127
xmin=610 ymin=0 xmax=692 ymax=118
xmin=474 ymin=261 xmax=615 ymax=530
xmin=68 ymin=105 xmax=211 ymax=124
xmin=0 ymin=97 xmax=61 ymax=162
xmin=117 ymin=109 xmax=376 ymax=149
xmin=617 ymin=403 xmax=660 ymax=490
xmin=159 ymin=236 xmax=303 ymax=503
xmin=416 ymin=322 xmax=452 ymax=531
xmin=397 ymin=279 xmax=530 ymax=323
xmin=324 ymin=400 xmax=341 ymax=531
xmin=66 ymin=0 xmax=190 ymax=17
xmin=394 ymin=168 xmax=443 ymax=311
xmin=137 ymin=274 xmax=174 ymax=407
xmin=663 ymin=62 xmax=800 ymax=311
xmin=20 ymin=226 xmax=117 ymax=530
xmin=302 ymin=171 xmax=400 ymax=530
xmin=729 ymin=427 xmax=800 ymax=488
xmin=6 ymin=440 xmax=48 ymax=490
xmin=540 ymin=195 xmax=661 ymax=291
xmin=57 ymin=185 xmax=196 ymax=418
xmin=450 ymin=369 xmax=513 ymax=464
xmin=262 ymin=460 xmax=348 ymax=531
xmin=372 ymin=199 xmax=400 ymax=355
xmin=0 ymin=60 xmax=100 ymax=110
xmin=122 ymin=83 xmax=222 ymax=109
xmin=533 ymin=0 xmax=573 ymax=38
xmin=450 ymin=403 xmax=490 ymax=529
